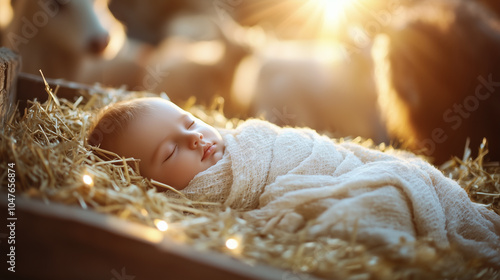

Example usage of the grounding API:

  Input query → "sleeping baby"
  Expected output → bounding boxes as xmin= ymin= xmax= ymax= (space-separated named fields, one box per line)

xmin=87 ymin=96 xmax=225 ymax=189
xmin=87 ymin=97 xmax=500 ymax=267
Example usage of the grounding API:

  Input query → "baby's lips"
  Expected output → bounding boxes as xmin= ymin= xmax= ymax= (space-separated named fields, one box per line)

xmin=202 ymin=143 xmax=214 ymax=161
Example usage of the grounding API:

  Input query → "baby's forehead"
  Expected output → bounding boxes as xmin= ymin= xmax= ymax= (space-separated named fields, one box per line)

xmin=141 ymin=98 xmax=185 ymax=114
xmin=131 ymin=99 xmax=193 ymax=128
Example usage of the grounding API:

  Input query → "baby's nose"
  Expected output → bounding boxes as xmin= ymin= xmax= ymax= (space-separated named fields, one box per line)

xmin=188 ymin=132 xmax=204 ymax=149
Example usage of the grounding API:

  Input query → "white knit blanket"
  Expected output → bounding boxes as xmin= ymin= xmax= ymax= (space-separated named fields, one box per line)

xmin=181 ymin=119 xmax=500 ymax=265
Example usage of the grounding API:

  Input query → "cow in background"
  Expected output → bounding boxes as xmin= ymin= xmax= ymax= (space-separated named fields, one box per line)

xmin=0 ymin=0 xmax=250 ymax=116
xmin=1 ymin=0 xmax=115 ymax=81
xmin=108 ymin=0 xmax=211 ymax=45
xmin=80 ymin=13 xmax=250 ymax=115
xmin=235 ymin=39 xmax=387 ymax=142
xmin=372 ymin=0 xmax=500 ymax=163
xmin=478 ymin=0 xmax=500 ymax=16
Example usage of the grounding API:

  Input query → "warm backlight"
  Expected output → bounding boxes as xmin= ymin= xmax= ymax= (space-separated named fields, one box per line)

xmin=317 ymin=0 xmax=356 ymax=31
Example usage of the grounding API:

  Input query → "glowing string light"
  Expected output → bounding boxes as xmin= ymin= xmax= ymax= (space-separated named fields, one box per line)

xmin=154 ymin=219 xmax=169 ymax=232
xmin=82 ymin=174 xmax=93 ymax=186
xmin=225 ymin=238 xmax=239 ymax=250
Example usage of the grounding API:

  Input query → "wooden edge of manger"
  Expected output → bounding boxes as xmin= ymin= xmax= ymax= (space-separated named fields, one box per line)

xmin=0 ymin=194 xmax=303 ymax=280
xmin=15 ymin=71 xmax=101 ymax=112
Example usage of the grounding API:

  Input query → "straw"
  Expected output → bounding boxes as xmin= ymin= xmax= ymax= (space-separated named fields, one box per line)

xmin=0 ymin=82 xmax=498 ymax=280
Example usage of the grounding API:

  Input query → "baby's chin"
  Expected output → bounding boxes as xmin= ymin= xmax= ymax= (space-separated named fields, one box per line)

xmin=213 ymin=143 xmax=225 ymax=164
xmin=179 ymin=145 xmax=225 ymax=190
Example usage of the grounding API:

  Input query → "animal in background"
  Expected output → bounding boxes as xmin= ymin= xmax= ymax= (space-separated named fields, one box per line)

xmin=107 ymin=0 xmax=253 ymax=115
xmin=477 ymin=0 xmax=500 ymax=16
xmin=1 ymin=0 xmax=114 ymax=81
xmin=108 ymin=0 xmax=210 ymax=45
xmin=143 ymin=16 xmax=250 ymax=116
xmin=1 ymin=0 xmax=249 ymax=116
xmin=372 ymin=0 xmax=500 ymax=163
xmin=236 ymin=39 xmax=387 ymax=143
xmin=81 ymin=14 xmax=250 ymax=116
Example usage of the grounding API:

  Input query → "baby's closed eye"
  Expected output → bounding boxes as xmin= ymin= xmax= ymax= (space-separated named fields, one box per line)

xmin=164 ymin=145 xmax=177 ymax=162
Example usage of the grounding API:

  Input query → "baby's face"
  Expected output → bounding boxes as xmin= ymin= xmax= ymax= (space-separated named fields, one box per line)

xmin=114 ymin=99 xmax=225 ymax=190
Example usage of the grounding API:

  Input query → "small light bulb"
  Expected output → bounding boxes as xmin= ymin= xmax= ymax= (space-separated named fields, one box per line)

xmin=225 ymin=238 xmax=239 ymax=250
xmin=83 ymin=174 xmax=93 ymax=186
xmin=154 ymin=219 xmax=168 ymax=232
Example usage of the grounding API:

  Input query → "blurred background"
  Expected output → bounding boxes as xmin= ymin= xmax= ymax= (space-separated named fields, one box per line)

xmin=1 ymin=0 xmax=499 ymax=164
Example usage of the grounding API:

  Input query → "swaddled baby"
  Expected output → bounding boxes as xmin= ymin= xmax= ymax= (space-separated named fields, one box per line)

xmin=88 ymin=97 xmax=500 ymax=266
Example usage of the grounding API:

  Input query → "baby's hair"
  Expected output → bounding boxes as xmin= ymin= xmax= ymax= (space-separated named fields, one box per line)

xmin=87 ymin=98 xmax=153 ymax=150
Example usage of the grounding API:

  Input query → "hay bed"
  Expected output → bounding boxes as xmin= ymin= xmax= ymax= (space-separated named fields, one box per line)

xmin=1 ymin=83 xmax=499 ymax=280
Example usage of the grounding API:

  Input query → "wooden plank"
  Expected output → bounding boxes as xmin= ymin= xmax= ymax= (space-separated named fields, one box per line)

xmin=0 ymin=47 xmax=20 ymax=125
xmin=0 ymin=195 xmax=290 ymax=280
xmin=15 ymin=72 xmax=104 ymax=112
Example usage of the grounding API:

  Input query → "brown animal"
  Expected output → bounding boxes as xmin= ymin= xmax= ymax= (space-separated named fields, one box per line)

xmin=1 ymin=0 xmax=113 ymax=80
xmin=108 ymin=0 xmax=210 ymax=44
xmin=478 ymin=0 xmax=500 ymax=16
xmin=240 ymin=40 xmax=387 ymax=142
xmin=1 ymin=1 xmax=248 ymax=115
xmin=142 ymin=16 xmax=250 ymax=116
xmin=372 ymin=0 xmax=500 ymax=163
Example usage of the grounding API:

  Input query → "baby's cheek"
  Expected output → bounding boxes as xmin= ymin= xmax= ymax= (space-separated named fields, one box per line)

xmin=213 ymin=150 xmax=223 ymax=164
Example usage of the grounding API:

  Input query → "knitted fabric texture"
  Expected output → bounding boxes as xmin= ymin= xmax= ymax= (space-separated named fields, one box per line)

xmin=180 ymin=119 xmax=500 ymax=265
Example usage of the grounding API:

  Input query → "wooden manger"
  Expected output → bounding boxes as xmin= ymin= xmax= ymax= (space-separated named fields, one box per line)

xmin=0 ymin=194 xmax=289 ymax=280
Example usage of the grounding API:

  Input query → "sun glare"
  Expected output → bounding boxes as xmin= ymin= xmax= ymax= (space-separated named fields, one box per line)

xmin=317 ymin=0 xmax=357 ymax=32
xmin=325 ymin=0 xmax=351 ymax=20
